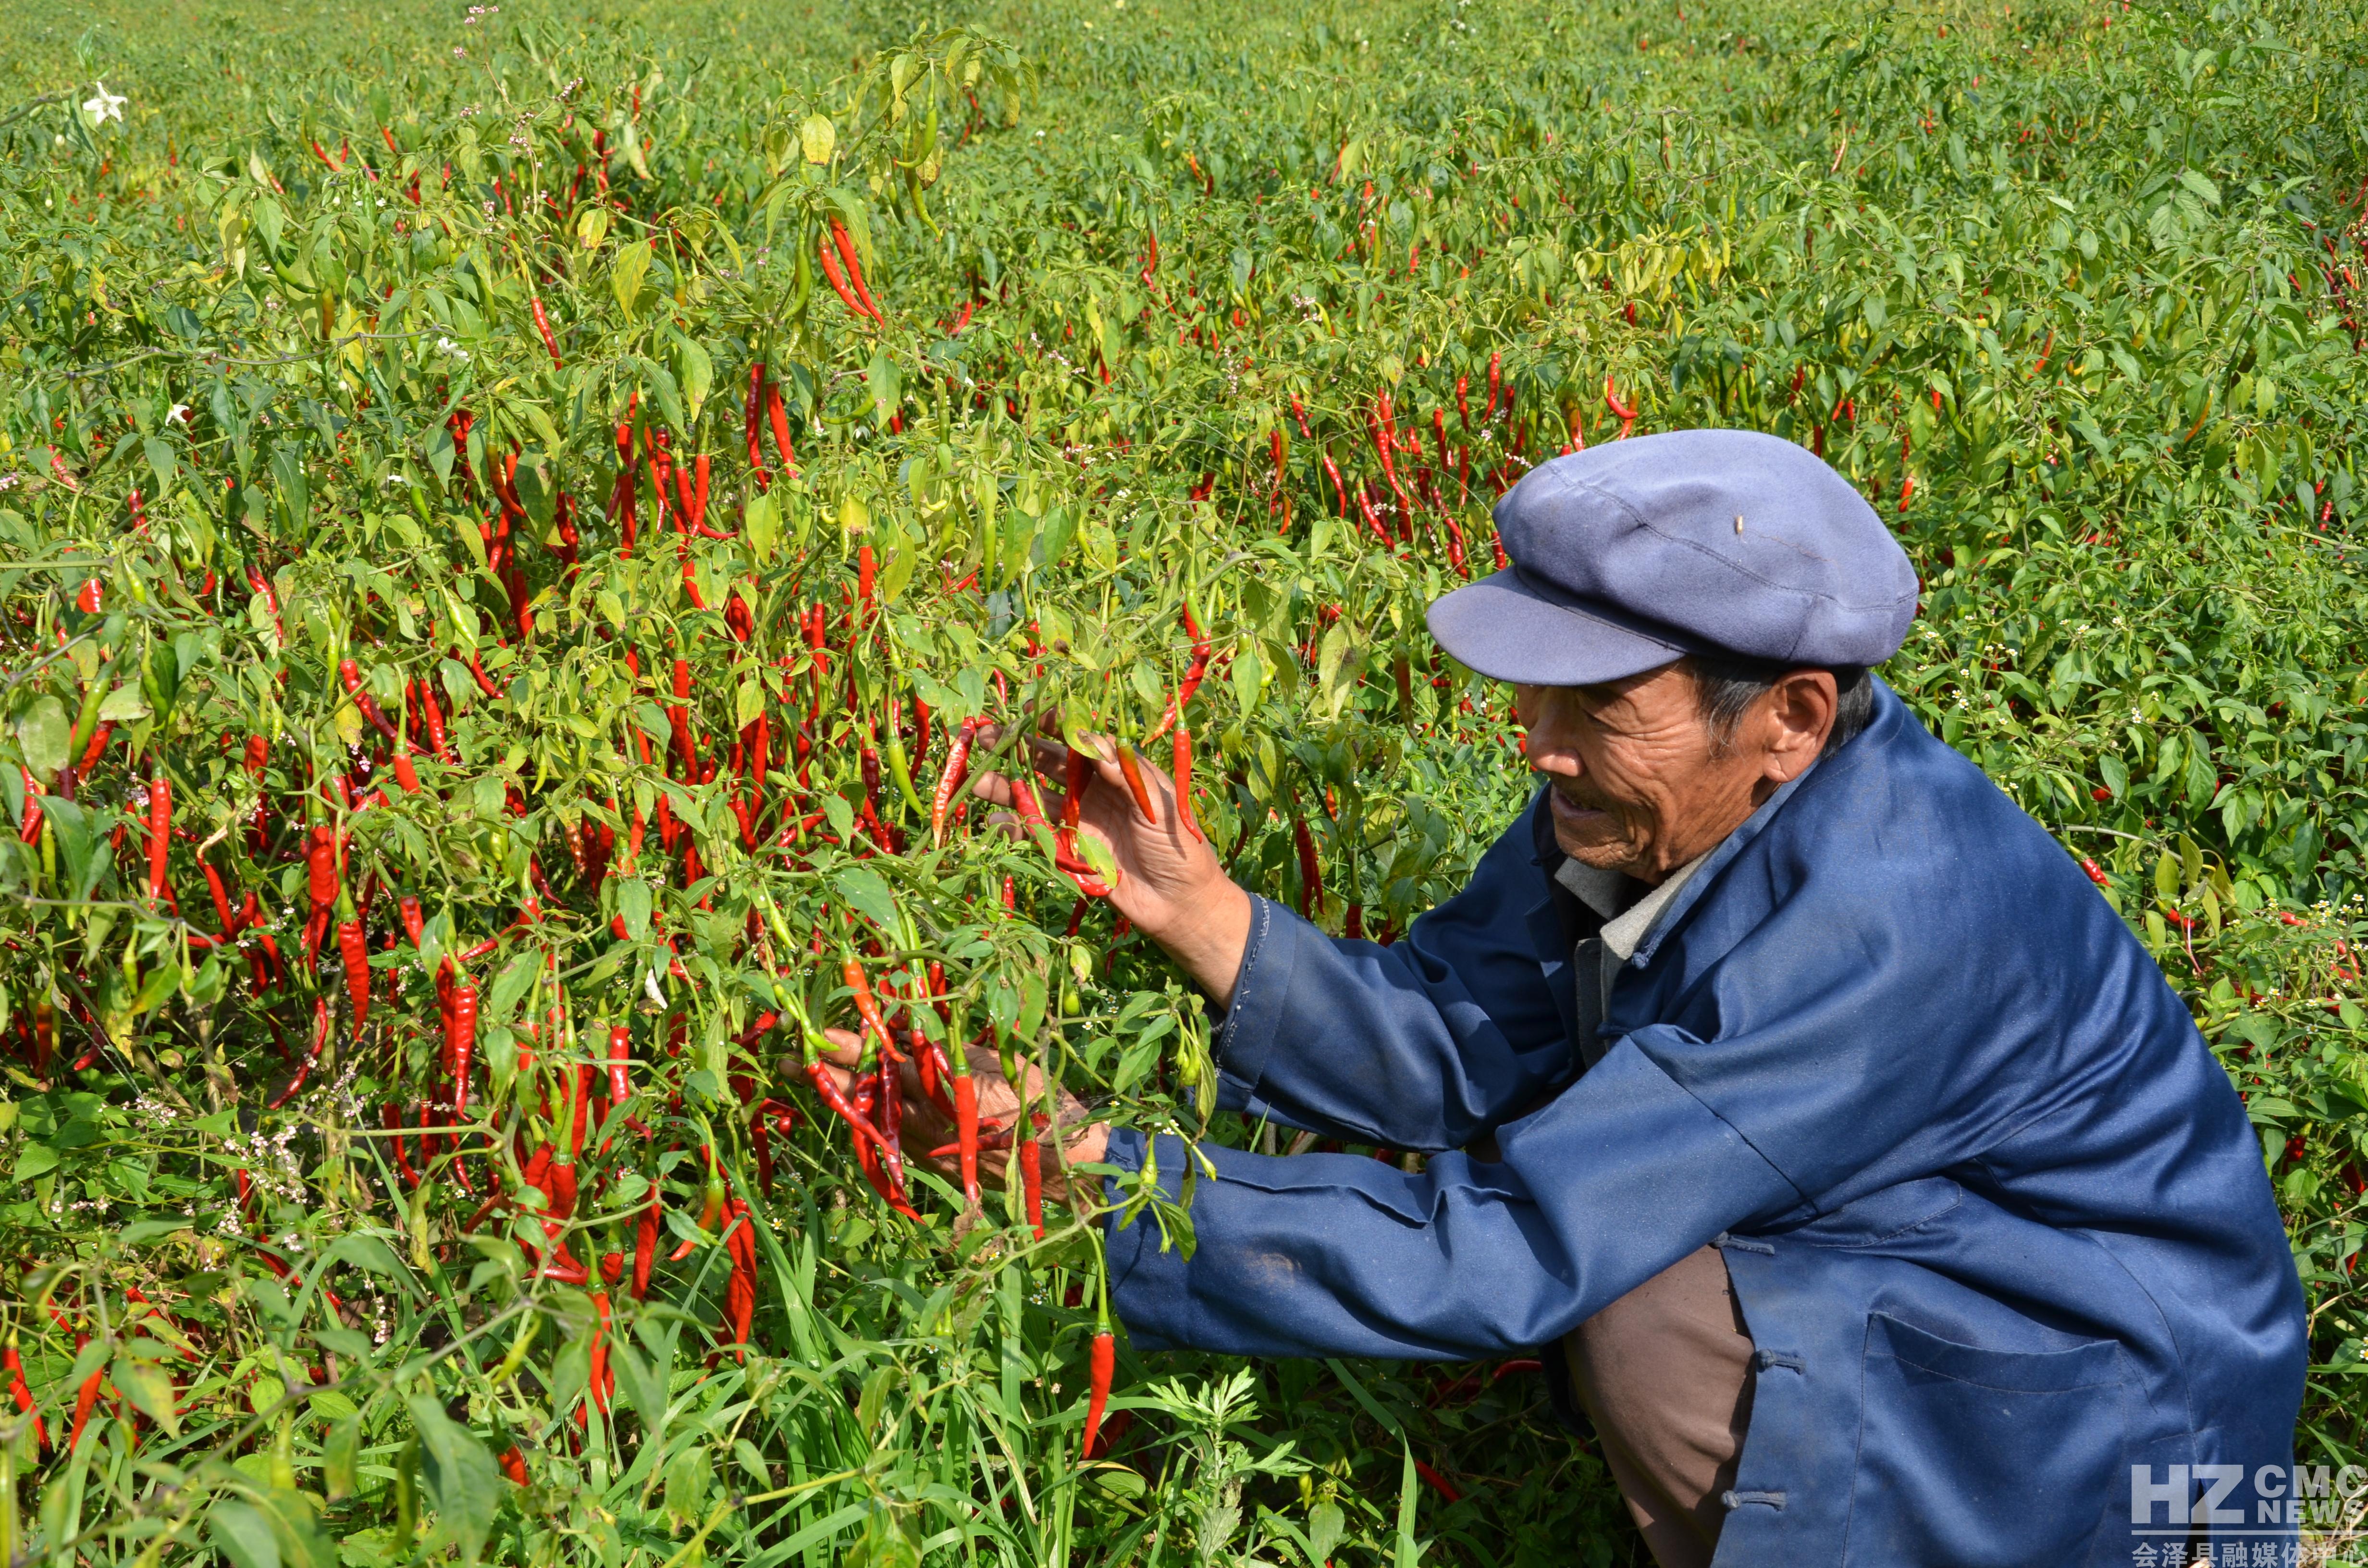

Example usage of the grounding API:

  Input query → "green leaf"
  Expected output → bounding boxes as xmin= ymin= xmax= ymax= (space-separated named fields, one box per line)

xmin=867 ymin=351 xmax=902 ymax=426
xmin=485 ymin=953 xmax=538 ymax=1024
xmin=879 ymin=540 xmax=918 ymax=604
xmin=617 ymin=878 xmax=653 ymax=942
xmin=834 ymin=865 xmax=901 ymax=936
xmin=405 ymin=1396 xmax=503 ymax=1565
xmin=325 ymin=1414 xmax=361 ymax=1499
xmin=1232 ymin=645 xmax=1263 ymax=718
xmin=672 ymin=332 xmax=714 ymax=420
xmin=1394 ymin=1438 xmax=1423 ymax=1568
xmin=328 ymin=1233 xmax=405 ymax=1278
xmin=744 ymin=492 xmax=779 ymax=562
xmin=607 ymin=1334 xmax=669 ymax=1440
xmin=16 ymin=696 xmax=68 ymax=780
xmin=13 ymin=1142 xmax=58 ymax=1182
xmin=144 ymin=436 xmax=178 ymax=497
xmin=1307 ymin=1501 xmax=1346 ymax=1564
xmin=1033 ymin=506 xmax=1077 ymax=573
xmin=97 ymin=684 xmax=149 ymax=724
xmin=209 ymin=1501 xmax=282 ymax=1568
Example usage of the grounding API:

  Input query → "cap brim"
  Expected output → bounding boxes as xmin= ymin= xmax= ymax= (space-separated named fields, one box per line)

xmin=1425 ymin=566 xmax=1700 ymax=686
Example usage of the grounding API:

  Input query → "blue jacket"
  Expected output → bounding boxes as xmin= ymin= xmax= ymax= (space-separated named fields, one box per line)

xmin=1102 ymin=681 xmax=2305 ymax=1563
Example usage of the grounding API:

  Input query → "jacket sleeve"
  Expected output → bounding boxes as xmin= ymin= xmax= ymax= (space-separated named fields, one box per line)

xmin=1104 ymin=1037 xmax=1805 ymax=1360
xmin=1212 ymin=790 xmax=1579 ymax=1152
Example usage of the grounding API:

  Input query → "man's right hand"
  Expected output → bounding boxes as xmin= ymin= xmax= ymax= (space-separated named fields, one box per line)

xmin=969 ymin=725 xmax=1254 ymax=1009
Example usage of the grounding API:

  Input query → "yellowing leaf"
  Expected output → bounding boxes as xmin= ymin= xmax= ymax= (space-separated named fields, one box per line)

xmin=112 ymin=1353 xmax=181 ymax=1436
xmin=612 ymin=239 xmax=652 ymax=318
xmin=801 ymin=114 xmax=836 ymax=164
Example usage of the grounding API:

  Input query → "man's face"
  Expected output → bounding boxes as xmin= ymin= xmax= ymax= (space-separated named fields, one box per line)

xmin=1515 ymin=663 xmax=1813 ymax=884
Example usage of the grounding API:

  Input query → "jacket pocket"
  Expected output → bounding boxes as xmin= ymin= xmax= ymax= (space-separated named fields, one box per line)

xmin=1842 ymin=1313 xmax=2127 ymax=1568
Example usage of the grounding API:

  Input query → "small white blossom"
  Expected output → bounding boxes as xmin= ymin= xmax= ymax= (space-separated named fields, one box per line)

xmin=83 ymin=82 xmax=126 ymax=125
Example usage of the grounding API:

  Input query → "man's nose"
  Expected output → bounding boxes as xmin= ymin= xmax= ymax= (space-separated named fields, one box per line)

xmin=1524 ymin=713 xmax=1584 ymax=778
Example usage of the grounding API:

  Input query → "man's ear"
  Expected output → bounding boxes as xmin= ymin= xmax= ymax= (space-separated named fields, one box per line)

xmin=1760 ymin=669 xmax=1838 ymax=781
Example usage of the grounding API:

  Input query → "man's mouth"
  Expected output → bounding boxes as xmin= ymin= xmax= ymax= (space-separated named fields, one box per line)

xmin=1549 ymin=789 xmax=1612 ymax=827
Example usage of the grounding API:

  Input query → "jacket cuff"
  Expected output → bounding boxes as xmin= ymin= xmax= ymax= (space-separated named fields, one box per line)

xmin=1210 ymin=893 xmax=1297 ymax=1115
xmin=1098 ymin=1126 xmax=1190 ymax=1351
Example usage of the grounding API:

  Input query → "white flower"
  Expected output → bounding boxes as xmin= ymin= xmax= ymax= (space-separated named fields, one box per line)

xmin=83 ymin=82 xmax=126 ymax=125
xmin=168 ymin=404 xmax=190 ymax=424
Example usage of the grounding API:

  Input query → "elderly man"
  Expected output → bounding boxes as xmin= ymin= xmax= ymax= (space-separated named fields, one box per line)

xmin=895 ymin=429 xmax=2304 ymax=1565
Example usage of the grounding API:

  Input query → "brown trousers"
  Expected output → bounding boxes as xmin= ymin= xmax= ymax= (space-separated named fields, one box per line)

xmin=1564 ymin=1247 xmax=1756 ymax=1568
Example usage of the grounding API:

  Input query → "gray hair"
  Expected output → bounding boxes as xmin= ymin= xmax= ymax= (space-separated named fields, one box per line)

xmin=1685 ymin=655 xmax=1874 ymax=760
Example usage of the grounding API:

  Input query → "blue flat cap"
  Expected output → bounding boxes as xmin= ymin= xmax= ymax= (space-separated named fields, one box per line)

xmin=1425 ymin=428 xmax=1919 ymax=685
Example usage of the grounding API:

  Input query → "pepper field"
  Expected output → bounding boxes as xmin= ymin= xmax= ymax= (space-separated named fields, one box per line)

xmin=1 ymin=0 xmax=2365 ymax=1561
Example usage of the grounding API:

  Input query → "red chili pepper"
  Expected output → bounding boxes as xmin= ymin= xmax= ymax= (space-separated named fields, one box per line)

xmin=1389 ymin=1458 xmax=1456 ymax=1507
xmin=607 ymin=1024 xmax=633 ymax=1104
xmin=844 ymin=958 xmax=894 ymax=1054
xmin=931 ymin=718 xmax=977 ymax=842
xmin=947 ymin=1066 xmax=982 ymax=1208
xmin=304 ymin=822 xmax=340 ymax=961
xmin=202 ymin=858 xmax=243 ymax=936
xmin=1082 ymin=1326 xmax=1115 ymax=1457
xmin=5 ymin=1339 xmax=47 ymax=1451
xmin=875 ymin=1042 xmax=903 ymax=1179
xmin=1061 ymin=746 xmax=1091 ymax=831
xmin=412 ymin=679 xmax=456 ymax=763
xmin=339 ymin=908 xmax=370 ymax=1039
xmin=722 ymin=1198 xmax=757 ymax=1349
xmin=16 ymin=766 xmax=41 ymax=846
xmin=449 ymin=980 xmax=478 ymax=1117
xmin=146 ymin=771 xmax=171 ymax=900
xmin=1173 ymin=725 xmax=1202 ymax=842
xmin=613 ymin=421 xmax=639 ymax=555
xmin=269 ymin=997 xmax=333 ymax=1110
xmin=1084 ymin=729 xmax=1144 ymax=825
xmin=243 ymin=562 xmax=286 ymax=644
xmin=384 ymin=1103 xmax=420 ymax=1188
xmin=1295 ymin=818 xmax=1324 ymax=917
xmin=1604 ymin=373 xmax=1638 ymax=439
xmin=1146 ymin=604 xmax=1213 ymax=742
xmin=67 ymin=1346 xmax=102 ymax=1454
xmin=632 ymin=1185 xmax=659 ymax=1300
xmin=766 ymin=383 xmax=798 ymax=477
xmin=78 ymin=721 xmax=113 ymax=774
xmin=668 ymin=657 xmax=700 ymax=779
xmin=804 ymin=1061 xmax=917 ymax=1218
xmin=500 ymin=1446 xmax=529 ymax=1485
xmin=1020 ymin=1135 xmax=1045 ymax=1239
xmin=817 ymin=236 xmax=872 ymax=321
xmin=743 ymin=364 xmax=770 ymax=490
xmin=831 ymin=219 xmax=883 ymax=319
xmin=530 ymin=294 xmax=562 ymax=367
